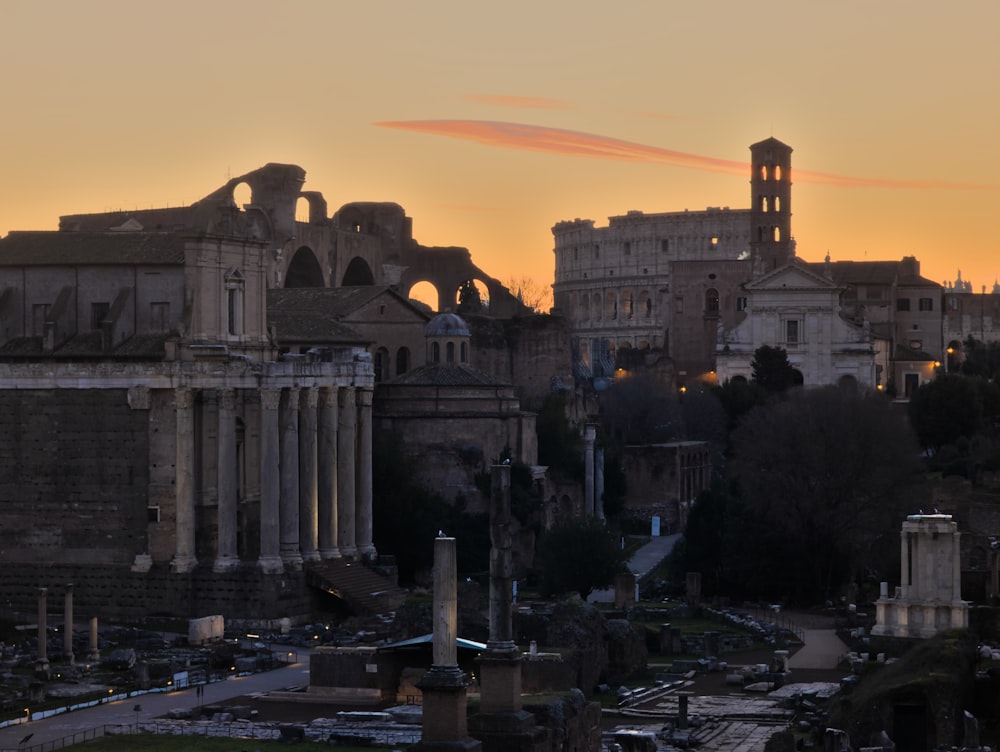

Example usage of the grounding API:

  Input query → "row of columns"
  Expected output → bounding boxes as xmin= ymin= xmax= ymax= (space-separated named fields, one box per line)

xmin=171 ymin=384 xmax=374 ymax=575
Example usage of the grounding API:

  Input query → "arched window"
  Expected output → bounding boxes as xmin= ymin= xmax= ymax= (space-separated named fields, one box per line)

xmin=446 ymin=342 xmax=455 ymax=363
xmin=593 ymin=293 xmax=602 ymax=320
xmin=396 ymin=346 xmax=410 ymax=375
xmin=432 ymin=342 xmax=440 ymax=363
xmin=774 ymin=195 xmax=781 ymax=212
xmin=460 ymin=342 xmax=467 ymax=363
xmin=374 ymin=347 xmax=390 ymax=383
xmin=775 ymin=165 xmax=782 ymax=181
xmin=705 ymin=288 xmax=720 ymax=314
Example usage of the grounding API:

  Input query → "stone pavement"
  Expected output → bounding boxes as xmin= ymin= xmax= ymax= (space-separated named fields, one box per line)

xmin=0 ymin=653 xmax=313 ymax=751
xmin=786 ymin=628 xmax=850 ymax=670
xmin=588 ymin=533 xmax=681 ymax=604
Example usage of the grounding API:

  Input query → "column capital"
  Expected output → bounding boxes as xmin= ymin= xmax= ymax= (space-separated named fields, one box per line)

xmin=218 ymin=388 xmax=237 ymax=412
xmin=127 ymin=386 xmax=151 ymax=410
xmin=338 ymin=385 xmax=356 ymax=407
xmin=319 ymin=386 xmax=339 ymax=408
xmin=175 ymin=387 xmax=195 ymax=410
xmin=284 ymin=387 xmax=301 ymax=410
xmin=260 ymin=388 xmax=281 ymax=411
xmin=356 ymin=388 xmax=373 ymax=407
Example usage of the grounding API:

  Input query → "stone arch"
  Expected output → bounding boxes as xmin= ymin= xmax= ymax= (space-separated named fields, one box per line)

xmin=593 ymin=292 xmax=602 ymax=320
xmin=284 ymin=246 xmax=325 ymax=288
xmin=605 ymin=291 xmax=617 ymax=319
xmin=406 ymin=280 xmax=440 ymax=311
xmin=580 ymin=293 xmax=589 ymax=321
xmin=342 ymin=256 xmax=375 ymax=286
xmin=232 ymin=181 xmax=252 ymax=210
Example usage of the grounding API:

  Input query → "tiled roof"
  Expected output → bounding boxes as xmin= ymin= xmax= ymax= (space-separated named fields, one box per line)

xmin=268 ymin=286 xmax=394 ymax=318
xmin=387 ymin=363 xmax=509 ymax=387
xmin=0 ymin=231 xmax=186 ymax=266
xmin=267 ymin=309 xmax=367 ymax=344
xmin=58 ymin=206 xmax=194 ymax=232
xmin=0 ymin=332 xmax=168 ymax=359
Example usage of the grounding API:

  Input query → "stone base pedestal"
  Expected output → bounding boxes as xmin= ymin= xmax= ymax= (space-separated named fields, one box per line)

xmin=413 ymin=666 xmax=481 ymax=752
xmin=469 ymin=710 xmax=547 ymax=752
xmin=131 ymin=554 xmax=153 ymax=573
xmin=476 ymin=652 xmax=522 ymax=714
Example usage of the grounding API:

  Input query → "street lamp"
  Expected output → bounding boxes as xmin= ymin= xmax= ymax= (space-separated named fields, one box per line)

xmin=133 ymin=704 xmax=141 ymax=730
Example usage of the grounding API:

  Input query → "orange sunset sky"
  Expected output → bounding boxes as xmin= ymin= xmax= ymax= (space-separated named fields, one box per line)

xmin=1 ymin=1 xmax=998 ymax=304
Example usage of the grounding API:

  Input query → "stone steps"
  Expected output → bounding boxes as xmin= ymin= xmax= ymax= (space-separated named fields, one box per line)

xmin=305 ymin=560 xmax=405 ymax=616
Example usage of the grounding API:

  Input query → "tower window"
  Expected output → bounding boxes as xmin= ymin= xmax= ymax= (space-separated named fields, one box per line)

xmin=774 ymin=196 xmax=781 ymax=212
xmin=225 ymin=269 xmax=245 ymax=337
xmin=775 ymin=165 xmax=782 ymax=181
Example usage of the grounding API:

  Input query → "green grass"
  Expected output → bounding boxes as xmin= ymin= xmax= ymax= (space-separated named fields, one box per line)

xmin=63 ymin=734 xmax=396 ymax=751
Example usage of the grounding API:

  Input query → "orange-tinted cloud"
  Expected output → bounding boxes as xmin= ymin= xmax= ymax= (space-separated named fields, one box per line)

xmin=375 ymin=120 xmax=1000 ymax=190
xmin=462 ymin=94 xmax=571 ymax=110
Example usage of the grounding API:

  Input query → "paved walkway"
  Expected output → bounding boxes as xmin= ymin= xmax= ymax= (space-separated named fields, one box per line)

xmin=588 ymin=534 xmax=681 ymax=604
xmin=787 ymin=629 xmax=850 ymax=670
xmin=0 ymin=653 xmax=312 ymax=751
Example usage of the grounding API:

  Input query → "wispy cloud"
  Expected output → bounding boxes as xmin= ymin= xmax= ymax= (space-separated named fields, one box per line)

xmin=374 ymin=120 xmax=1000 ymax=190
xmin=462 ymin=94 xmax=571 ymax=110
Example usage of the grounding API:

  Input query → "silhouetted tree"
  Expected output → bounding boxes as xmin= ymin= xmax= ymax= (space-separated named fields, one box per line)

xmin=457 ymin=279 xmax=485 ymax=313
xmin=908 ymin=374 xmax=983 ymax=452
xmin=600 ymin=372 xmax=681 ymax=444
xmin=535 ymin=517 xmax=626 ymax=599
xmin=535 ymin=393 xmax=583 ymax=480
xmin=728 ymin=386 xmax=921 ymax=602
xmin=751 ymin=345 xmax=801 ymax=393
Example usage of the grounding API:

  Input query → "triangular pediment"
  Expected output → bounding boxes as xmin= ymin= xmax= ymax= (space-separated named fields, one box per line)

xmin=109 ymin=218 xmax=144 ymax=232
xmin=746 ymin=260 xmax=840 ymax=292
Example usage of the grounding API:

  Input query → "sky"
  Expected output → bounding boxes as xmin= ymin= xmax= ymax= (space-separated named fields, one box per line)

xmin=1 ymin=1 xmax=998 ymax=306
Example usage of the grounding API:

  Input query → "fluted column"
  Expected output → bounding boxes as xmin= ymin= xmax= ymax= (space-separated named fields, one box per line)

xmin=280 ymin=388 xmax=303 ymax=569
xmin=171 ymin=387 xmax=197 ymax=573
xmin=36 ymin=588 xmax=49 ymax=675
xmin=64 ymin=584 xmax=74 ymax=665
xmin=356 ymin=387 xmax=376 ymax=559
xmin=215 ymin=388 xmax=240 ymax=572
xmin=337 ymin=386 xmax=357 ymax=558
xmin=298 ymin=387 xmax=320 ymax=562
xmin=317 ymin=387 xmax=340 ymax=558
xmin=258 ymin=388 xmax=283 ymax=574
xmin=584 ymin=423 xmax=597 ymax=517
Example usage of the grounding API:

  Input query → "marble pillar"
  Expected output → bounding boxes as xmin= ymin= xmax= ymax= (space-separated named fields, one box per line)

xmin=171 ymin=387 xmax=197 ymax=573
xmin=214 ymin=388 xmax=240 ymax=572
xmin=64 ymin=584 xmax=74 ymax=665
xmin=356 ymin=388 xmax=376 ymax=560
xmin=317 ymin=387 xmax=340 ymax=559
xmin=337 ymin=386 xmax=357 ymax=558
xmin=36 ymin=588 xmax=49 ymax=677
xmin=595 ymin=447 xmax=606 ymax=521
xmin=414 ymin=537 xmax=480 ymax=751
xmin=583 ymin=424 xmax=597 ymax=517
xmin=279 ymin=388 xmax=303 ymax=569
xmin=88 ymin=616 xmax=100 ymax=662
xmin=128 ymin=386 xmax=153 ymax=573
xmin=298 ymin=387 xmax=320 ymax=562
xmin=257 ymin=388 xmax=283 ymax=574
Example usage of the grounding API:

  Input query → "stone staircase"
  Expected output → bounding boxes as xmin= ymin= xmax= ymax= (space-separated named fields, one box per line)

xmin=305 ymin=559 xmax=406 ymax=616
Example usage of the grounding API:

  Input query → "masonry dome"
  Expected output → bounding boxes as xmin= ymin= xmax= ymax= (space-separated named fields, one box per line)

xmin=425 ymin=312 xmax=470 ymax=337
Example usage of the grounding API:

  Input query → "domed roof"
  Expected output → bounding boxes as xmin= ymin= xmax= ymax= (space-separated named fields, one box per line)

xmin=425 ymin=312 xmax=470 ymax=337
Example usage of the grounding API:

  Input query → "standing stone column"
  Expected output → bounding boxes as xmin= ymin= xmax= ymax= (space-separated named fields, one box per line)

xmin=317 ymin=387 xmax=340 ymax=559
xmin=258 ymin=388 xmax=283 ymax=574
xmin=355 ymin=388 xmax=376 ymax=560
xmin=64 ymin=584 xmax=74 ymax=665
xmin=298 ymin=387 xmax=320 ymax=562
xmin=413 ymin=537 xmax=480 ymax=752
xmin=171 ymin=387 xmax=197 ymax=573
xmin=595 ymin=446 xmax=606 ymax=521
xmin=584 ymin=423 xmax=597 ymax=517
xmin=279 ymin=388 xmax=303 ymax=570
xmin=214 ymin=389 xmax=240 ymax=572
xmin=36 ymin=588 xmax=49 ymax=677
xmin=337 ymin=386 xmax=357 ymax=558
xmin=88 ymin=616 xmax=100 ymax=662
xmin=128 ymin=386 xmax=153 ymax=573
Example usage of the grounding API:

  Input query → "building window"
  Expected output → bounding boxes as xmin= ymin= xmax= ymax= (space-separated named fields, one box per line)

xmin=446 ymin=341 xmax=455 ymax=363
xmin=919 ymin=297 xmax=934 ymax=311
xmin=432 ymin=342 xmax=440 ymax=363
xmin=147 ymin=505 xmax=161 ymax=523
xmin=396 ymin=347 xmax=410 ymax=375
xmin=460 ymin=342 xmax=467 ymax=362
xmin=594 ymin=244 xmax=600 ymax=258
xmin=660 ymin=239 xmax=669 ymax=253
xmin=710 ymin=236 xmax=719 ymax=249
xmin=736 ymin=296 xmax=748 ymax=312
xmin=623 ymin=242 xmax=631 ymax=256
xmin=91 ymin=302 xmax=110 ymax=330
xmin=705 ymin=288 xmax=719 ymax=314
xmin=785 ymin=319 xmax=800 ymax=345
xmin=896 ymin=298 xmax=911 ymax=312
xmin=225 ymin=269 xmax=245 ymax=337
xmin=675 ymin=296 xmax=684 ymax=314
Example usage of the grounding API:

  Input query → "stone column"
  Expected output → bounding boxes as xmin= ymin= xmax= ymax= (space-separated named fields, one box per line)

xmin=298 ymin=387 xmax=320 ymax=562
xmin=413 ymin=537 xmax=480 ymax=751
xmin=88 ymin=616 xmax=100 ymax=662
xmin=64 ymin=584 xmax=74 ymax=665
xmin=584 ymin=423 xmax=597 ymax=516
xmin=36 ymin=588 xmax=49 ymax=677
xmin=355 ymin=388 xmax=376 ymax=560
xmin=128 ymin=386 xmax=153 ymax=573
xmin=953 ymin=529 xmax=963 ymax=601
xmin=337 ymin=386 xmax=357 ymax=558
xmin=900 ymin=530 xmax=911 ymax=599
xmin=279 ymin=388 xmax=303 ymax=570
xmin=595 ymin=446 xmax=606 ymax=521
xmin=214 ymin=389 xmax=240 ymax=572
xmin=257 ymin=388 xmax=283 ymax=574
xmin=171 ymin=388 xmax=198 ymax=573
xmin=317 ymin=387 xmax=340 ymax=559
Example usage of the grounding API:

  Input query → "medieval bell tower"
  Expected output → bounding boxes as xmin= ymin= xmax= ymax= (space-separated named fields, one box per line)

xmin=749 ymin=137 xmax=794 ymax=273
